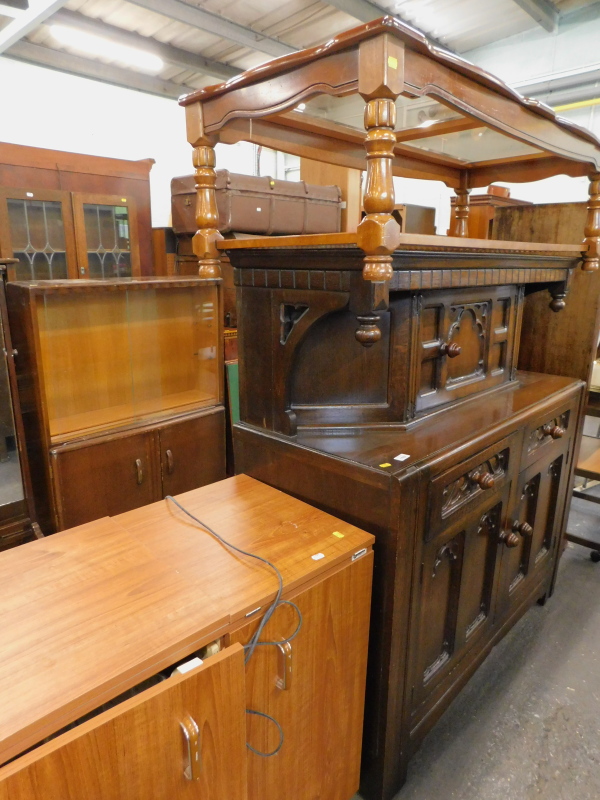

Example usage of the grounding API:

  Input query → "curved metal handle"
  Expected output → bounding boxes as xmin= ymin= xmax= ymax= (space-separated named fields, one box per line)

xmin=276 ymin=641 xmax=292 ymax=691
xmin=543 ymin=424 xmax=564 ymax=439
xmin=166 ymin=449 xmax=174 ymax=474
xmin=135 ymin=458 xmax=143 ymax=485
xmin=440 ymin=341 xmax=462 ymax=358
xmin=180 ymin=715 xmax=201 ymax=780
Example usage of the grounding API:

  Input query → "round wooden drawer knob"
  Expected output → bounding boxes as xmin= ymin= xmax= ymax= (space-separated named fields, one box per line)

xmin=513 ymin=520 xmax=533 ymax=537
xmin=542 ymin=424 xmax=565 ymax=439
xmin=440 ymin=342 xmax=462 ymax=358
xmin=501 ymin=531 xmax=520 ymax=548
xmin=475 ymin=472 xmax=495 ymax=490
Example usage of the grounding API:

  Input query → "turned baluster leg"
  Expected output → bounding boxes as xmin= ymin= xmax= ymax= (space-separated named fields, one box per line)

xmin=354 ymin=36 xmax=404 ymax=346
xmin=582 ymin=171 xmax=600 ymax=272
xmin=191 ymin=141 xmax=223 ymax=278
xmin=449 ymin=173 xmax=471 ymax=238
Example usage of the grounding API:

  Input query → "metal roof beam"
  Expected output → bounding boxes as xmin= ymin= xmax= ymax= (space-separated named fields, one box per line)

xmin=5 ymin=40 xmax=196 ymax=98
xmin=51 ymin=8 xmax=239 ymax=81
xmin=0 ymin=0 xmax=67 ymax=53
xmin=511 ymin=0 xmax=559 ymax=32
xmin=126 ymin=0 xmax=296 ymax=58
xmin=322 ymin=0 xmax=458 ymax=54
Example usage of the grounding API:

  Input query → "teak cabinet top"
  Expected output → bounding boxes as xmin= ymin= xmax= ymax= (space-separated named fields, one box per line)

xmin=0 ymin=474 xmax=373 ymax=766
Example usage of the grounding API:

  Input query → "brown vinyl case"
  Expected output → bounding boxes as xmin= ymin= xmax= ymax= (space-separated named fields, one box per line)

xmin=171 ymin=171 xmax=342 ymax=235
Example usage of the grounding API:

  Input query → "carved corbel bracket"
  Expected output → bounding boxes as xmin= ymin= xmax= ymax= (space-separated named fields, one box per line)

xmin=582 ymin=171 xmax=600 ymax=272
xmin=548 ymin=268 xmax=574 ymax=312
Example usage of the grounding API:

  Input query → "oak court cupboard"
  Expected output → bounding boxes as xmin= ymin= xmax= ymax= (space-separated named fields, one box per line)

xmin=177 ymin=16 xmax=600 ymax=800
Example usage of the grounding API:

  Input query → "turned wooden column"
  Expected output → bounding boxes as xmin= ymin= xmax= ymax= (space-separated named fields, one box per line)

xmin=582 ymin=171 xmax=600 ymax=271
xmin=355 ymin=34 xmax=404 ymax=346
xmin=185 ymin=102 xmax=223 ymax=278
xmin=449 ymin=172 xmax=471 ymax=237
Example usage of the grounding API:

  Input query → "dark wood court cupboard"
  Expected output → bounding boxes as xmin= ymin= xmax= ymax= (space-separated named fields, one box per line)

xmin=7 ymin=277 xmax=226 ymax=532
xmin=177 ymin=16 xmax=600 ymax=800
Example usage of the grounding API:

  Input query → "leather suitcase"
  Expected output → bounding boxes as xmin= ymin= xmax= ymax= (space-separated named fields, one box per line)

xmin=171 ymin=171 xmax=342 ymax=235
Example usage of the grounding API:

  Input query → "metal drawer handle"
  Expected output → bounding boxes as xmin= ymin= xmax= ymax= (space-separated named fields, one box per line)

xmin=135 ymin=458 xmax=143 ymax=485
xmin=276 ymin=641 xmax=293 ymax=691
xmin=180 ymin=715 xmax=201 ymax=780
xmin=166 ymin=449 xmax=174 ymax=474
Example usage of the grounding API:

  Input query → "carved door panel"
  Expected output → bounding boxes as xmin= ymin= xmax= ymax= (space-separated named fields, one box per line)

xmin=496 ymin=443 xmax=570 ymax=617
xmin=413 ymin=285 xmax=519 ymax=416
xmin=409 ymin=484 xmax=510 ymax=715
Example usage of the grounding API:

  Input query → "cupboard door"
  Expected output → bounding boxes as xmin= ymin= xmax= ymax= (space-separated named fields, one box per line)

xmin=228 ymin=553 xmax=373 ymax=800
xmin=497 ymin=444 xmax=570 ymax=617
xmin=409 ymin=484 xmax=510 ymax=716
xmin=50 ymin=430 xmax=160 ymax=530
xmin=72 ymin=193 xmax=141 ymax=279
xmin=0 ymin=644 xmax=247 ymax=800
xmin=0 ymin=188 xmax=78 ymax=280
xmin=159 ymin=410 xmax=226 ymax=497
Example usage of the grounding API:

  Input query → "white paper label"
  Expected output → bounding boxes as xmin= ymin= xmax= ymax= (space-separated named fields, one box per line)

xmin=311 ymin=553 xmax=325 ymax=561
xmin=394 ymin=453 xmax=410 ymax=462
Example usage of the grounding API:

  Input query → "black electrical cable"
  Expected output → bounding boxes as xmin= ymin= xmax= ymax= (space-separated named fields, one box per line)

xmin=165 ymin=494 xmax=303 ymax=758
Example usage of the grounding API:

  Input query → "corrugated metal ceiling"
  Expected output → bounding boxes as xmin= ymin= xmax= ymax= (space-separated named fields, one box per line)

xmin=6 ymin=0 xmax=600 ymax=96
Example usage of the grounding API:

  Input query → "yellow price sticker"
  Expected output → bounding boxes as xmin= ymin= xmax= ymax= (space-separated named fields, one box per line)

xmin=388 ymin=56 xmax=398 ymax=70
xmin=379 ymin=462 xmax=392 ymax=468
xmin=332 ymin=531 xmax=345 ymax=539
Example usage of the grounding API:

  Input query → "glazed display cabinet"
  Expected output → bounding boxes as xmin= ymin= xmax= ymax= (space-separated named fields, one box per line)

xmin=177 ymin=15 xmax=600 ymax=800
xmin=7 ymin=277 xmax=225 ymax=532
xmin=0 ymin=143 xmax=154 ymax=279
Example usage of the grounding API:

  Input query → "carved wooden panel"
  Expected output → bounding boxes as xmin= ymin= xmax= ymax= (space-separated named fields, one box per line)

xmin=527 ymin=411 xmax=570 ymax=455
xmin=497 ymin=442 xmax=569 ymax=618
xmin=413 ymin=285 xmax=520 ymax=416
xmin=428 ymin=433 xmax=518 ymax=540
xmin=410 ymin=490 xmax=508 ymax=716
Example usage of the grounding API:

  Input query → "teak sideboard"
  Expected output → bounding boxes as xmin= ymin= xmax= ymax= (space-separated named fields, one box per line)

xmin=0 ymin=475 xmax=374 ymax=800
xmin=177 ymin=16 xmax=600 ymax=800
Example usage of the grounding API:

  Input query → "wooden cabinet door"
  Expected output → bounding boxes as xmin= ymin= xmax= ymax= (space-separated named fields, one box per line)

xmin=409 ymin=483 xmax=510 ymax=718
xmin=50 ymin=430 xmax=161 ymax=530
xmin=496 ymin=443 xmax=571 ymax=617
xmin=71 ymin=193 xmax=140 ymax=279
xmin=159 ymin=410 xmax=226 ymax=498
xmin=0 ymin=188 xmax=78 ymax=280
xmin=228 ymin=553 xmax=373 ymax=800
xmin=0 ymin=644 xmax=247 ymax=800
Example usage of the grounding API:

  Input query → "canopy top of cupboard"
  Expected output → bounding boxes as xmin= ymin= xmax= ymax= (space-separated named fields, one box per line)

xmin=180 ymin=16 xmax=600 ymax=187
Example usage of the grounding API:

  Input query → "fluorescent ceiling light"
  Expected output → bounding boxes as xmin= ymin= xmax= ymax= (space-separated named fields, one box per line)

xmin=50 ymin=24 xmax=164 ymax=73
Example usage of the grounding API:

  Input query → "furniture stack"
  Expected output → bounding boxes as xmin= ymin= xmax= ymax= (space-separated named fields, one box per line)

xmin=177 ymin=16 xmax=600 ymax=800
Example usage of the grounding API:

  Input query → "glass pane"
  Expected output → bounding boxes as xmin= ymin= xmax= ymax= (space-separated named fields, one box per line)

xmin=301 ymin=94 xmax=462 ymax=133
xmin=83 ymin=204 xmax=132 ymax=280
xmin=7 ymin=198 xmax=68 ymax=281
xmin=0 ymin=304 xmax=24 ymax=509
xmin=37 ymin=285 xmax=219 ymax=439
xmin=407 ymin=127 xmax=542 ymax=163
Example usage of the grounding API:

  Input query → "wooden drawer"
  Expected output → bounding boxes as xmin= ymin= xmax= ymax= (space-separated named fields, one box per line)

xmin=413 ymin=285 xmax=520 ymax=416
xmin=427 ymin=431 xmax=520 ymax=541
xmin=521 ymin=399 xmax=575 ymax=471
xmin=0 ymin=645 xmax=247 ymax=800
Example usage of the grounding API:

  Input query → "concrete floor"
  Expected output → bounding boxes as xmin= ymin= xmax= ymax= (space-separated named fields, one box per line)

xmin=356 ymin=497 xmax=600 ymax=800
